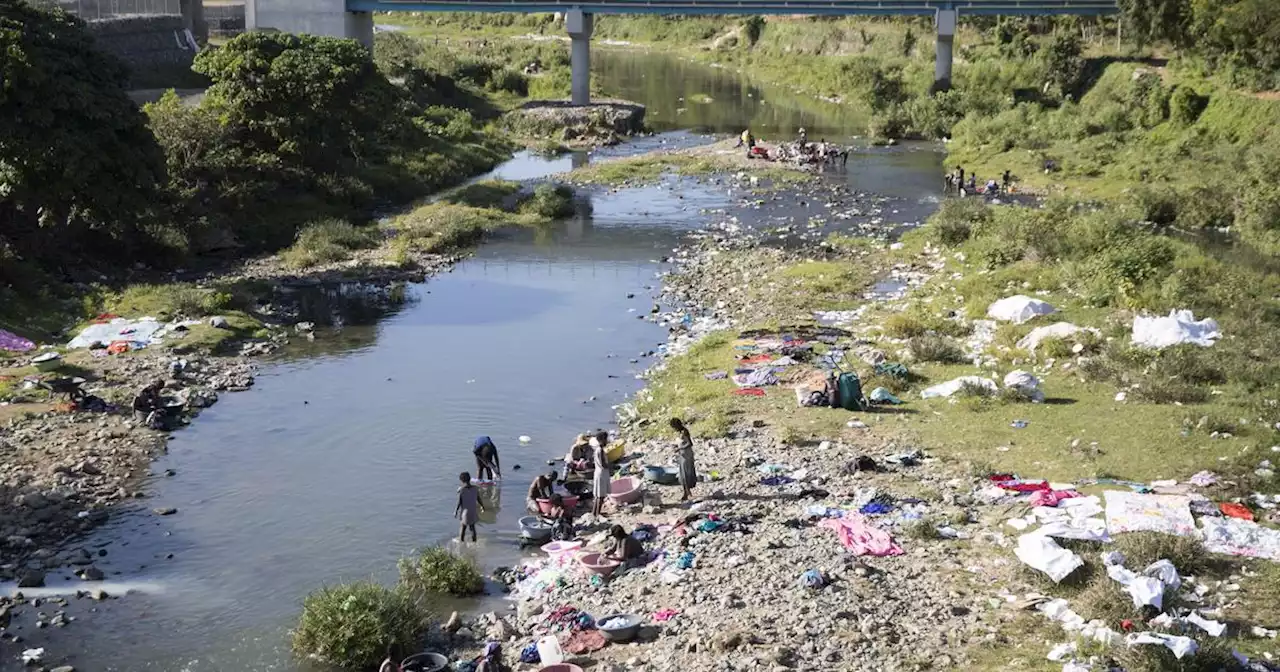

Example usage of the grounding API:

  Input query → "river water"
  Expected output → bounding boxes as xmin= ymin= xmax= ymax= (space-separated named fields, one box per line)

xmin=1 ymin=51 xmax=945 ymax=672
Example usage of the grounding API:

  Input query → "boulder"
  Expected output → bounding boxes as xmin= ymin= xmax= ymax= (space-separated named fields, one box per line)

xmin=17 ymin=569 xmax=45 ymax=588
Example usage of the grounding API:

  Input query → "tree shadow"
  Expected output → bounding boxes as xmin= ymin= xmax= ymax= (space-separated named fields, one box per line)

xmin=1043 ymin=397 xmax=1078 ymax=406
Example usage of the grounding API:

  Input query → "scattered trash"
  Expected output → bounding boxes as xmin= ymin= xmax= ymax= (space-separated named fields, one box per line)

xmin=987 ymin=295 xmax=1056 ymax=325
xmin=1102 ymin=552 xmax=1177 ymax=609
xmin=21 ymin=648 xmax=43 ymax=664
xmin=1047 ymin=642 xmax=1077 ymax=662
xmin=519 ymin=435 xmax=532 ymax=444
xmin=652 ymin=608 xmax=679 ymax=621
xmin=798 ymin=569 xmax=827 ymax=589
xmin=1131 ymin=309 xmax=1220 ymax=349
xmin=1011 ymin=420 xmax=1029 ymax=429
xmin=1002 ymin=370 xmax=1044 ymax=402
xmin=1186 ymin=611 xmax=1226 ymax=637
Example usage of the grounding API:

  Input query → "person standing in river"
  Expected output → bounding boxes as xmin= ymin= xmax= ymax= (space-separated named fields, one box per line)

xmin=473 ymin=435 xmax=501 ymax=481
xmin=455 ymin=471 xmax=484 ymax=542
xmin=590 ymin=433 xmax=611 ymax=519
xmin=671 ymin=417 xmax=697 ymax=502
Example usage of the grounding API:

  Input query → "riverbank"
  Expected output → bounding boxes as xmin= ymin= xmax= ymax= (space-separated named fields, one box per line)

xmin=434 ymin=189 xmax=1280 ymax=671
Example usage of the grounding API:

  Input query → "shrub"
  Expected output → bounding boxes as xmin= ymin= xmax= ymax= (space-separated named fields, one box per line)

xmin=281 ymin=219 xmax=381 ymax=269
xmin=398 ymin=546 xmax=484 ymax=597
xmin=742 ymin=16 xmax=765 ymax=46
xmin=519 ymin=183 xmax=576 ymax=219
xmin=1168 ymin=85 xmax=1209 ymax=126
xmin=929 ymin=198 xmax=994 ymax=247
xmin=292 ymin=581 xmax=428 ymax=670
xmin=907 ymin=335 xmax=967 ymax=364
xmin=487 ymin=68 xmax=529 ymax=96
xmin=1129 ymin=186 xmax=1179 ymax=227
xmin=1175 ymin=185 xmax=1234 ymax=229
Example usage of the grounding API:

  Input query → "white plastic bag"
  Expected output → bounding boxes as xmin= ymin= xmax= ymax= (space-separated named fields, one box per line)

xmin=1015 ymin=533 xmax=1083 ymax=583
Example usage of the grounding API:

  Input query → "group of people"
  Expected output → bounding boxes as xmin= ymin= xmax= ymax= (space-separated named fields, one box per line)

xmin=945 ymin=165 xmax=1014 ymax=197
xmin=454 ymin=418 xmax=700 ymax=546
xmin=736 ymin=127 xmax=850 ymax=167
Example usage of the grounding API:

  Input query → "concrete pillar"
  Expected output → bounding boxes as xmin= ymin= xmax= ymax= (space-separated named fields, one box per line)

xmin=933 ymin=8 xmax=957 ymax=92
xmin=566 ymin=9 xmax=593 ymax=106
xmin=246 ymin=0 xmax=372 ymax=49
xmin=179 ymin=0 xmax=207 ymax=44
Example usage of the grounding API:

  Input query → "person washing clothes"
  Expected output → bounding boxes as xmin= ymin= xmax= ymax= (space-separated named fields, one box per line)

xmin=605 ymin=524 xmax=644 ymax=562
xmin=562 ymin=433 xmax=592 ymax=480
xmin=473 ymin=435 xmax=501 ymax=481
xmin=525 ymin=471 xmax=557 ymax=513
xmin=546 ymin=493 xmax=575 ymax=541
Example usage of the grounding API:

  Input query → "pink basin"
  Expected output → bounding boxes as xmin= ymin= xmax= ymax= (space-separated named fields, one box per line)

xmin=540 ymin=540 xmax=583 ymax=560
xmin=536 ymin=495 xmax=579 ymax=515
xmin=577 ymin=551 xmax=622 ymax=577
xmin=608 ymin=476 xmax=643 ymax=505
xmin=538 ymin=666 xmax=584 ymax=672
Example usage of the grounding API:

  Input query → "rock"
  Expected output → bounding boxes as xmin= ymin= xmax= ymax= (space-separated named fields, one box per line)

xmin=66 ymin=548 xmax=93 ymax=565
xmin=89 ymin=588 xmax=108 ymax=600
xmin=209 ymin=316 xmax=229 ymax=329
xmin=153 ymin=507 xmax=177 ymax=516
xmin=17 ymin=569 xmax=45 ymax=588
xmin=487 ymin=617 xmax=517 ymax=641
xmin=444 ymin=611 xmax=461 ymax=633
xmin=51 ymin=666 xmax=76 ymax=672
xmin=455 ymin=627 xmax=474 ymax=639
xmin=79 ymin=566 xmax=105 ymax=581
xmin=517 ymin=600 xmax=544 ymax=622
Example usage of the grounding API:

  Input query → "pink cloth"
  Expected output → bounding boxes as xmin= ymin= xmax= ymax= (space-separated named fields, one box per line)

xmin=0 ymin=329 xmax=34 ymax=352
xmin=818 ymin=514 xmax=903 ymax=557
xmin=1029 ymin=489 xmax=1081 ymax=507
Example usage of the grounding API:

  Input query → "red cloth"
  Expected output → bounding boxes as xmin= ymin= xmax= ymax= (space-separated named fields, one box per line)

xmin=1029 ymin=489 xmax=1082 ymax=507
xmin=732 ymin=388 xmax=766 ymax=396
xmin=1220 ymin=502 xmax=1254 ymax=521
xmin=741 ymin=355 xmax=773 ymax=364
xmin=994 ymin=478 xmax=1050 ymax=492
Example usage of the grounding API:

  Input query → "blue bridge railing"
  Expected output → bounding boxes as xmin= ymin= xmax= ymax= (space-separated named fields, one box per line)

xmin=350 ymin=0 xmax=1118 ymax=16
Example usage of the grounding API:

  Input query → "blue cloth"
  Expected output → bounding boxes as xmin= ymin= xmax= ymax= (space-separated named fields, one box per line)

xmin=474 ymin=436 xmax=493 ymax=450
xmin=859 ymin=501 xmax=893 ymax=515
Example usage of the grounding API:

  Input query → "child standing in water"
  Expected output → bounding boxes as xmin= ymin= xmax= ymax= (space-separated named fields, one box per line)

xmin=455 ymin=472 xmax=484 ymax=542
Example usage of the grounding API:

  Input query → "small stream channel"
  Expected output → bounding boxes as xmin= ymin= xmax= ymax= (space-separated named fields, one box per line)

xmin=1 ymin=50 xmax=947 ymax=672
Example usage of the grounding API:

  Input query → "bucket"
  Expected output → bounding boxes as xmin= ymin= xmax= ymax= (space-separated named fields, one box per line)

xmin=400 ymin=652 xmax=448 ymax=672
xmin=536 ymin=636 xmax=565 ymax=666
xmin=540 ymin=540 xmax=582 ymax=560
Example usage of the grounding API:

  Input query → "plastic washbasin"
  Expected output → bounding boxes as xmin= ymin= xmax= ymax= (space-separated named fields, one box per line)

xmin=576 ymin=551 xmax=621 ymax=577
xmin=608 ymin=476 xmax=643 ymax=505
xmin=400 ymin=652 xmax=448 ymax=672
xmin=596 ymin=613 xmax=643 ymax=642
xmin=642 ymin=465 xmax=679 ymax=486
xmin=536 ymin=495 xmax=579 ymax=515
xmin=538 ymin=665 xmax=584 ymax=672
xmin=519 ymin=516 xmax=553 ymax=541
xmin=540 ymin=540 xmax=583 ymax=559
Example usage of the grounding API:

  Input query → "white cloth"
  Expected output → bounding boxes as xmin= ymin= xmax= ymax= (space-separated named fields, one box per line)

xmin=1104 ymin=491 xmax=1196 ymax=537
xmin=1200 ymin=516 xmax=1280 ymax=561
xmin=1131 ymin=309 xmax=1220 ymax=348
xmin=920 ymin=376 xmax=998 ymax=399
xmin=1125 ymin=632 xmax=1198 ymax=659
xmin=1015 ymin=533 xmax=1083 ymax=583
xmin=987 ymin=295 xmax=1056 ymax=324
xmin=1016 ymin=322 xmax=1099 ymax=352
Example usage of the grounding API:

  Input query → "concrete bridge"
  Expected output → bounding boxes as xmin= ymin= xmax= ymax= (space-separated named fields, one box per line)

xmin=246 ymin=0 xmax=1117 ymax=102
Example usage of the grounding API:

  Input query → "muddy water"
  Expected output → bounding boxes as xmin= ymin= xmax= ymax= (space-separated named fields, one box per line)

xmin=0 ymin=53 xmax=946 ymax=672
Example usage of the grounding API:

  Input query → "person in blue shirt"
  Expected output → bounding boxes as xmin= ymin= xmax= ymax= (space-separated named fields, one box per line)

xmin=473 ymin=436 xmax=501 ymax=481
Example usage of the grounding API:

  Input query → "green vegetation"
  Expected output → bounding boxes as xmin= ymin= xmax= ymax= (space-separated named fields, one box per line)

xmin=398 ymin=546 xmax=484 ymax=597
xmin=281 ymin=220 xmax=383 ymax=270
xmin=292 ymin=581 xmax=429 ymax=670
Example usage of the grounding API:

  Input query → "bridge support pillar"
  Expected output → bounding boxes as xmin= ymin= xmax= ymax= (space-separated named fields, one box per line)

xmin=245 ymin=0 xmax=373 ymax=49
xmin=933 ymin=8 xmax=957 ymax=92
xmin=567 ymin=9 xmax=593 ymax=106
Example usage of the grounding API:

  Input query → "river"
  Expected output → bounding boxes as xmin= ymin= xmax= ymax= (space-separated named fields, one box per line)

xmin=1 ymin=50 xmax=945 ymax=672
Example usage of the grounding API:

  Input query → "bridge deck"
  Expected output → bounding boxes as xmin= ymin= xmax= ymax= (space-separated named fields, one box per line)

xmin=351 ymin=0 xmax=1117 ymax=15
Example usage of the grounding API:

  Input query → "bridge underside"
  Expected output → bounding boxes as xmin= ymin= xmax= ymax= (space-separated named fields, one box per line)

xmin=246 ymin=0 xmax=1116 ymax=104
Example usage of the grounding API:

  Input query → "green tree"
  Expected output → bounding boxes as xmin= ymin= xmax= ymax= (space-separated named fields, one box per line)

xmin=1118 ymin=0 xmax=1191 ymax=47
xmin=1041 ymin=30 xmax=1085 ymax=99
xmin=0 ymin=0 xmax=167 ymax=263
xmin=193 ymin=32 xmax=409 ymax=176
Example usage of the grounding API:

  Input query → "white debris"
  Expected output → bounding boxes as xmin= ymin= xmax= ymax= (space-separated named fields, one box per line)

xmin=987 ymin=295 xmax=1056 ymax=325
xmin=920 ymin=376 xmax=998 ymax=399
xmin=1016 ymin=534 xmax=1083 ymax=583
xmin=1131 ymin=309 xmax=1220 ymax=349
xmin=1016 ymin=322 xmax=1100 ymax=352
xmin=1125 ymin=632 xmax=1198 ymax=659
xmin=1047 ymin=642 xmax=1077 ymax=661
xmin=519 ymin=435 xmax=532 ymax=444
xmin=1186 ymin=611 xmax=1226 ymax=637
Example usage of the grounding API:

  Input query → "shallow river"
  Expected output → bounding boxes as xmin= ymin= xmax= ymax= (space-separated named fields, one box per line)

xmin=1 ymin=51 xmax=946 ymax=672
